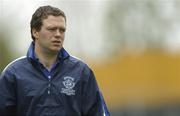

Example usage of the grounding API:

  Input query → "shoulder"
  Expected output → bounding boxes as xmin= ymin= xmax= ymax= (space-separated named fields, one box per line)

xmin=1 ymin=56 xmax=27 ymax=75
xmin=67 ymin=55 xmax=94 ymax=77
xmin=67 ymin=55 xmax=90 ymax=69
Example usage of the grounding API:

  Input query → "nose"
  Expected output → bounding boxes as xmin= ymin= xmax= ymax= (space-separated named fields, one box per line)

xmin=54 ymin=29 xmax=62 ymax=39
xmin=55 ymin=29 xmax=61 ymax=36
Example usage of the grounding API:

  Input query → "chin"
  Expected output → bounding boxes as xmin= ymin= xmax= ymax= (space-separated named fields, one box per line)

xmin=51 ymin=47 xmax=61 ymax=52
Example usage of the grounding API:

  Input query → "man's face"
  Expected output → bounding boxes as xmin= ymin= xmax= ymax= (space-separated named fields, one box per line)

xmin=33 ymin=15 xmax=66 ymax=54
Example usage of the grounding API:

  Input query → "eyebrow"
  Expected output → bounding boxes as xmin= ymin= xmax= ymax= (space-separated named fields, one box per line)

xmin=47 ymin=26 xmax=66 ymax=32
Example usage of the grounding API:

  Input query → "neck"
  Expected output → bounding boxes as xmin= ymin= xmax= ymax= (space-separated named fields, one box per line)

xmin=35 ymin=46 xmax=58 ymax=71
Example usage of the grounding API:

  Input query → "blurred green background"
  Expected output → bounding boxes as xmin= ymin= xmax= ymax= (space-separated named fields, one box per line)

xmin=1 ymin=0 xmax=180 ymax=115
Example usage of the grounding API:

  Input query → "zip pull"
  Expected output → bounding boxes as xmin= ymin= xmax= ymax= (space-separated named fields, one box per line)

xmin=48 ymin=76 xmax=51 ymax=94
xmin=48 ymin=76 xmax=51 ymax=79
xmin=48 ymin=90 xmax=50 ymax=94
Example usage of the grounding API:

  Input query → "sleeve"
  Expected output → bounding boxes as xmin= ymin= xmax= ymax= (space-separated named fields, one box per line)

xmin=0 ymin=68 xmax=17 ymax=116
xmin=82 ymin=69 xmax=110 ymax=116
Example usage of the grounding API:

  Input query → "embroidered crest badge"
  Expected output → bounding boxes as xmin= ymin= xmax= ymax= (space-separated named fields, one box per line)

xmin=61 ymin=76 xmax=76 ymax=95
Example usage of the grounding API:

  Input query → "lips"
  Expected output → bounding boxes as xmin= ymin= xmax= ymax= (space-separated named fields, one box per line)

xmin=52 ymin=40 xmax=61 ymax=46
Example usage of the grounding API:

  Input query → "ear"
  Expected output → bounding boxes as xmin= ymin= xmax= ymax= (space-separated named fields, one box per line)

xmin=32 ymin=28 xmax=39 ymax=40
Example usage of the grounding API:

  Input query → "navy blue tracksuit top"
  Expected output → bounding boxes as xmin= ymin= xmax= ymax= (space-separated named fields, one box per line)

xmin=0 ymin=42 xmax=110 ymax=116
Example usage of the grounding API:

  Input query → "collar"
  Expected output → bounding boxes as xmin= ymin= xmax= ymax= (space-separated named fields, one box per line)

xmin=27 ymin=42 xmax=69 ymax=62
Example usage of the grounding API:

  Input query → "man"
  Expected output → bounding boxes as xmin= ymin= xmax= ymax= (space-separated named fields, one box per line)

xmin=0 ymin=5 xmax=110 ymax=116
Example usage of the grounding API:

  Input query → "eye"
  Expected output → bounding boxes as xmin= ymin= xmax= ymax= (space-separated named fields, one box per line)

xmin=59 ymin=28 xmax=66 ymax=33
xmin=48 ymin=28 xmax=56 ymax=31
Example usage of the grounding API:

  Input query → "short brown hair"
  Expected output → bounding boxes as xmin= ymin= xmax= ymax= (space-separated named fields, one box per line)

xmin=30 ymin=5 xmax=66 ymax=41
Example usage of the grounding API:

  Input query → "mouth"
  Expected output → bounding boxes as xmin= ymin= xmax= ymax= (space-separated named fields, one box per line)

xmin=52 ymin=40 xmax=61 ymax=46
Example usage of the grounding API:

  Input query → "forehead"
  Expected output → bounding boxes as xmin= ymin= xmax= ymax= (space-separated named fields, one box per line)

xmin=42 ymin=15 xmax=66 ymax=27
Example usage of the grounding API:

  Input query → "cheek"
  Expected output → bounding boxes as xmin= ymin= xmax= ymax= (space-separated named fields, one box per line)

xmin=62 ymin=34 xmax=65 ymax=40
xmin=37 ymin=33 xmax=52 ymax=45
xmin=39 ymin=32 xmax=52 ymax=39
